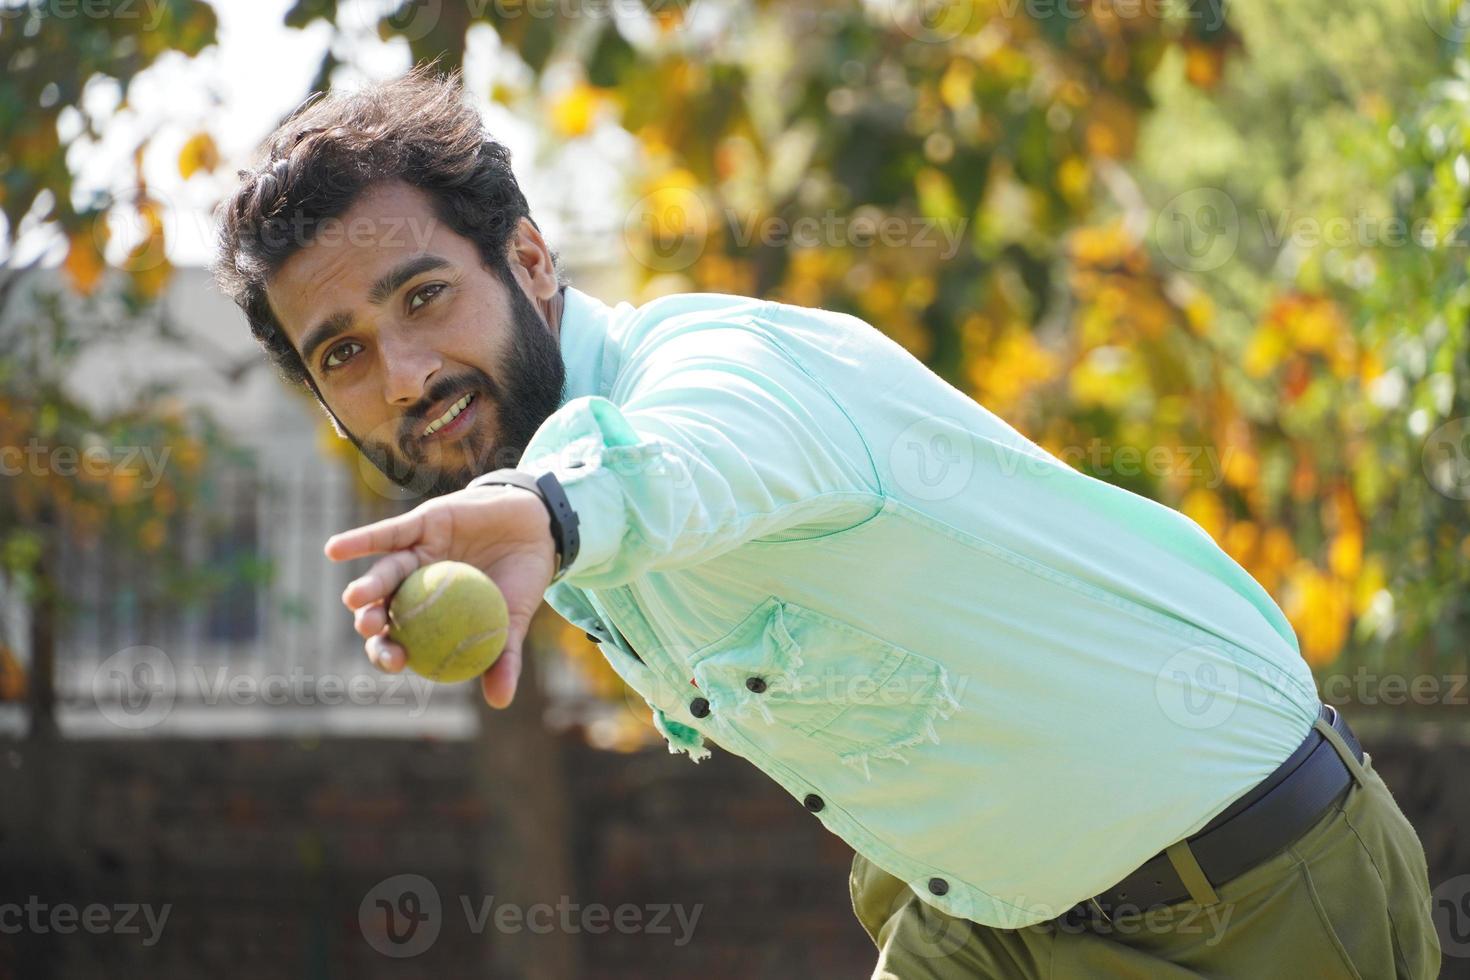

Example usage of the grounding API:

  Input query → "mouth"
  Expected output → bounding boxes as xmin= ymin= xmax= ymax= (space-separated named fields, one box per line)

xmin=420 ymin=392 xmax=478 ymax=442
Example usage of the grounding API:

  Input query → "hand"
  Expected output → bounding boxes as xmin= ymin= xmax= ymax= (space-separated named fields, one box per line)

xmin=323 ymin=484 xmax=558 ymax=709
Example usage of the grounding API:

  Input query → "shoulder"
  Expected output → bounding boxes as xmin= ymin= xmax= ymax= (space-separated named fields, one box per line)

xmin=610 ymin=291 xmax=883 ymax=386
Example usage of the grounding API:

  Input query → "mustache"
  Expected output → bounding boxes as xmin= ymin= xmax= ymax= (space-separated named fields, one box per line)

xmin=398 ymin=371 xmax=498 ymax=454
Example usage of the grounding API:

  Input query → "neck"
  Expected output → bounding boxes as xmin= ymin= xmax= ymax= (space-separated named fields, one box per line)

xmin=545 ymin=283 xmax=567 ymax=341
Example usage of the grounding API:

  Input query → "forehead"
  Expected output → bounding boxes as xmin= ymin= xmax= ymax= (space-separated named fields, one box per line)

xmin=266 ymin=181 xmax=479 ymax=345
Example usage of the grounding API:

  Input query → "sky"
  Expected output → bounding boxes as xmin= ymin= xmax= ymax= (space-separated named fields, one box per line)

xmin=12 ymin=0 xmax=637 ymax=270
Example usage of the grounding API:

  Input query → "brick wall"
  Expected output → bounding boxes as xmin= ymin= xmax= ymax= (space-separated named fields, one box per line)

xmin=0 ymin=726 xmax=1464 ymax=979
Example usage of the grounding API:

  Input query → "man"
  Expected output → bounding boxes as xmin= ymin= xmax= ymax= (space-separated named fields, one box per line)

xmin=212 ymin=67 xmax=1441 ymax=977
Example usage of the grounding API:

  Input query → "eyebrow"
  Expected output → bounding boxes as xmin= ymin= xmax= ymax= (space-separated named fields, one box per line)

xmin=298 ymin=254 xmax=453 ymax=368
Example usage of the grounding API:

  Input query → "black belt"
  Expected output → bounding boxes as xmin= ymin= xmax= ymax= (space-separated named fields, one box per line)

xmin=1063 ymin=703 xmax=1362 ymax=920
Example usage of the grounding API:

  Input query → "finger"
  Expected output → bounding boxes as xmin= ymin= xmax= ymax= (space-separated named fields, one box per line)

xmin=342 ymin=550 xmax=422 ymax=611
xmin=366 ymin=631 xmax=406 ymax=674
xmin=481 ymin=642 xmax=522 ymax=710
xmin=353 ymin=599 xmax=388 ymax=640
xmin=324 ymin=509 xmax=426 ymax=563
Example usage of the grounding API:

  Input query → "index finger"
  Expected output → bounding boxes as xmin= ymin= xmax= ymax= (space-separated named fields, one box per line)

xmin=342 ymin=549 xmax=422 ymax=611
xmin=324 ymin=509 xmax=425 ymax=562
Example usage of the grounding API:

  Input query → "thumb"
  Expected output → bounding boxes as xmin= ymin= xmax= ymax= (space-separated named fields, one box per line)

xmin=480 ymin=622 xmax=527 ymax=710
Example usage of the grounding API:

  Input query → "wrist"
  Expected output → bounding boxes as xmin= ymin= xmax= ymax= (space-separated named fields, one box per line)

xmin=465 ymin=468 xmax=581 ymax=584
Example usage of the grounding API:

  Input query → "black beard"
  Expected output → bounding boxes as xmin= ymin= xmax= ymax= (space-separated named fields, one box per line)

xmin=345 ymin=283 xmax=567 ymax=499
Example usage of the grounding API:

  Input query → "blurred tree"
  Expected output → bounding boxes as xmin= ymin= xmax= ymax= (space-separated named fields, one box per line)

xmin=0 ymin=0 xmax=238 ymax=738
xmin=1129 ymin=0 xmax=1470 ymax=681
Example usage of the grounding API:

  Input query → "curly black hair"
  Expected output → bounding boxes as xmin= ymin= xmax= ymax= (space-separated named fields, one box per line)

xmin=212 ymin=62 xmax=562 ymax=394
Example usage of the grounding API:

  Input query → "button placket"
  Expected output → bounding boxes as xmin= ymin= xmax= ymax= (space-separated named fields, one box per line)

xmin=603 ymin=590 xmax=695 ymax=720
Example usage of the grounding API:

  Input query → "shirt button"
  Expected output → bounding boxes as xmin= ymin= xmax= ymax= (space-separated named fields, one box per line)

xmin=928 ymin=878 xmax=949 ymax=896
xmin=803 ymin=793 xmax=824 ymax=812
xmin=745 ymin=676 xmax=767 ymax=693
xmin=568 ymin=461 xmax=585 ymax=469
xmin=689 ymin=696 xmax=710 ymax=718
xmin=585 ymin=632 xmax=602 ymax=644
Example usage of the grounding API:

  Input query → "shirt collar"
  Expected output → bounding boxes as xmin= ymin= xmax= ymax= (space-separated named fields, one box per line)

xmin=555 ymin=283 xmax=625 ymax=408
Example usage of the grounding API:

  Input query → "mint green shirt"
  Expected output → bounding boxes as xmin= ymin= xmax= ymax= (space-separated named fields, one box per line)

xmin=519 ymin=285 xmax=1321 ymax=928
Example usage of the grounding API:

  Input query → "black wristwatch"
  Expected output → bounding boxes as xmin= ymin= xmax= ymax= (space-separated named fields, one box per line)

xmin=465 ymin=468 xmax=581 ymax=585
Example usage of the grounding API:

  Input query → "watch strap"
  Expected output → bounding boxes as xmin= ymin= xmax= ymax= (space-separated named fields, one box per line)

xmin=465 ymin=468 xmax=581 ymax=584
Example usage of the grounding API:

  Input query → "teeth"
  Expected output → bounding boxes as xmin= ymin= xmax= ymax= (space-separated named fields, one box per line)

xmin=424 ymin=393 xmax=473 ymax=436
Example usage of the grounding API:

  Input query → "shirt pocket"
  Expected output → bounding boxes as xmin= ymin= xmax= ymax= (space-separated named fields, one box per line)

xmin=685 ymin=596 xmax=963 ymax=780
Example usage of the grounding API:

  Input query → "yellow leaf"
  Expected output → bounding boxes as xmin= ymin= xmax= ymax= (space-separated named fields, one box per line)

xmin=1260 ymin=525 xmax=1296 ymax=574
xmin=1057 ymin=156 xmax=1090 ymax=206
xmin=1243 ymin=327 xmax=1286 ymax=377
xmin=64 ymin=226 xmax=107 ymax=296
xmin=915 ymin=167 xmax=961 ymax=222
xmin=1183 ymin=40 xmax=1226 ymax=90
xmin=939 ymin=58 xmax=976 ymax=111
xmin=1283 ymin=563 xmax=1349 ymax=666
xmin=1069 ymin=220 xmax=1133 ymax=267
xmin=178 ymin=132 xmax=220 ymax=180
xmin=1328 ymin=526 xmax=1362 ymax=580
xmin=970 ymin=328 xmax=1058 ymax=414
xmin=1222 ymin=520 xmax=1259 ymax=565
xmin=1083 ymin=95 xmax=1137 ymax=160
xmin=1181 ymin=487 xmax=1226 ymax=543
xmin=1352 ymin=555 xmax=1385 ymax=617
xmin=1067 ymin=345 xmax=1145 ymax=410
xmin=1182 ymin=290 xmax=1214 ymax=336
xmin=550 ymin=83 xmax=606 ymax=139
xmin=1222 ymin=444 xmax=1258 ymax=490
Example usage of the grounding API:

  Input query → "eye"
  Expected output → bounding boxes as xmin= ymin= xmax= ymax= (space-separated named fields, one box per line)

xmin=408 ymin=282 xmax=446 ymax=313
xmin=323 ymin=341 xmax=362 ymax=371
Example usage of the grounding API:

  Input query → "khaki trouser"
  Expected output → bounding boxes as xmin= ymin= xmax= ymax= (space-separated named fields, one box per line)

xmin=849 ymin=746 xmax=1442 ymax=978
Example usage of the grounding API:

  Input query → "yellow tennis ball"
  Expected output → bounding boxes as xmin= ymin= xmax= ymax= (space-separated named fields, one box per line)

xmin=387 ymin=561 xmax=509 ymax=684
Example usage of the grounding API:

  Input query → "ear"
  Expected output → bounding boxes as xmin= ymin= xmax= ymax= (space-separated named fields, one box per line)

xmin=508 ymin=216 xmax=559 ymax=302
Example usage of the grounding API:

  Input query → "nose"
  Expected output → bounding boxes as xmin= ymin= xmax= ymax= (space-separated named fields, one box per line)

xmin=379 ymin=326 xmax=442 ymax=408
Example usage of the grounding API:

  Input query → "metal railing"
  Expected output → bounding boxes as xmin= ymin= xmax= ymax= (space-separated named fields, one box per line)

xmin=5 ymin=464 xmax=480 ymax=738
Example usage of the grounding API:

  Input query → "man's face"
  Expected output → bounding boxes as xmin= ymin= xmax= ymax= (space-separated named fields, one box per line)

xmin=266 ymin=181 xmax=566 ymax=497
